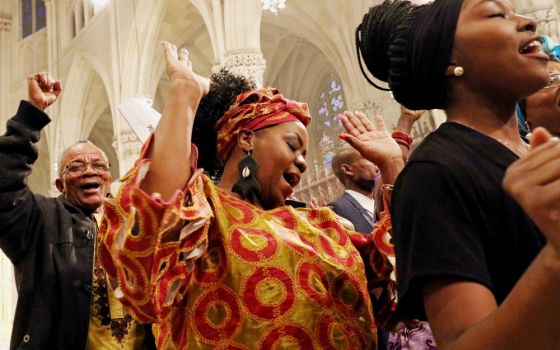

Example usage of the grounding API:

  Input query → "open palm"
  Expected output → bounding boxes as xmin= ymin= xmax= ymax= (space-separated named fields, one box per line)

xmin=339 ymin=111 xmax=402 ymax=166
xmin=162 ymin=41 xmax=210 ymax=97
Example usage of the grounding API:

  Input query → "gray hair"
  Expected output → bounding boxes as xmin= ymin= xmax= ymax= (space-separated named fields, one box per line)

xmin=57 ymin=140 xmax=109 ymax=177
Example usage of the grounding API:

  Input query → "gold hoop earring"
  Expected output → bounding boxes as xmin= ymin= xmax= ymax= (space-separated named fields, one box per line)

xmin=453 ymin=66 xmax=465 ymax=77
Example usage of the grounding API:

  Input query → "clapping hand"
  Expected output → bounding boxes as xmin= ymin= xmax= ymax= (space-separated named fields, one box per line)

xmin=27 ymin=72 xmax=62 ymax=111
xmin=162 ymin=41 xmax=210 ymax=97
xmin=503 ymin=127 xmax=560 ymax=252
xmin=338 ymin=111 xmax=402 ymax=167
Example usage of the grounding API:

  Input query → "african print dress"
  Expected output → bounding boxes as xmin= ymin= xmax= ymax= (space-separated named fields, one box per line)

xmin=98 ymin=155 xmax=396 ymax=349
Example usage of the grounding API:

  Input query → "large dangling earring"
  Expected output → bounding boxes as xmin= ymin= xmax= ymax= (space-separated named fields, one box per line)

xmin=232 ymin=150 xmax=261 ymax=200
xmin=453 ymin=66 xmax=465 ymax=77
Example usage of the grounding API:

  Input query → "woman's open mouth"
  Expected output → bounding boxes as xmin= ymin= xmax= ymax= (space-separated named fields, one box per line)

xmin=282 ymin=172 xmax=301 ymax=189
xmin=519 ymin=39 xmax=542 ymax=55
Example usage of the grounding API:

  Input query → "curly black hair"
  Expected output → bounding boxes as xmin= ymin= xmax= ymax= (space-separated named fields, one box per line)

xmin=192 ymin=68 xmax=255 ymax=180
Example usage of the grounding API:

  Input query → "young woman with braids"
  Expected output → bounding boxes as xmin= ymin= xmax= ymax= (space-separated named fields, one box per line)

xmin=356 ymin=1 xmax=560 ymax=349
xmin=96 ymin=41 xmax=405 ymax=349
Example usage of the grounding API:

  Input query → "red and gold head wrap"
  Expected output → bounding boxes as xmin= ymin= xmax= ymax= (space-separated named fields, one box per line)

xmin=215 ymin=87 xmax=312 ymax=163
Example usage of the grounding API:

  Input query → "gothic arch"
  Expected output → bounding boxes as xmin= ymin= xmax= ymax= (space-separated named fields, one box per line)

xmin=55 ymin=54 xmax=116 ymax=181
xmin=260 ymin=1 xmax=372 ymax=99
xmin=260 ymin=0 xmax=400 ymax=126
xmin=119 ymin=0 xmax=214 ymax=102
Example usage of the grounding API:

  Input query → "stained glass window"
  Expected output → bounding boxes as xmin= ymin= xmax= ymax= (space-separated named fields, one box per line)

xmin=331 ymin=95 xmax=344 ymax=112
xmin=21 ymin=0 xmax=46 ymax=38
xmin=21 ymin=0 xmax=33 ymax=38
xmin=293 ymin=75 xmax=348 ymax=203
xmin=316 ymin=76 xmax=347 ymax=175
xmin=35 ymin=0 xmax=46 ymax=31
xmin=324 ymin=152 xmax=334 ymax=176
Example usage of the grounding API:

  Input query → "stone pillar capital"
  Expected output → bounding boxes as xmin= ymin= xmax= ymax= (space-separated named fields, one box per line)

xmin=113 ymin=128 xmax=142 ymax=176
xmin=113 ymin=129 xmax=142 ymax=154
xmin=0 ymin=15 xmax=12 ymax=33
xmin=220 ymin=50 xmax=266 ymax=87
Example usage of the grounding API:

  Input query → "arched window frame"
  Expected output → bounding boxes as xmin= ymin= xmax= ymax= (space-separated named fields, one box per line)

xmin=20 ymin=0 xmax=46 ymax=39
xmin=315 ymin=75 xmax=347 ymax=178
xmin=74 ymin=0 xmax=85 ymax=33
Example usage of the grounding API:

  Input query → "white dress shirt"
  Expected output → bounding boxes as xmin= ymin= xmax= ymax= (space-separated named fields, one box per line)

xmin=345 ymin=189 xmax=375 ymax=220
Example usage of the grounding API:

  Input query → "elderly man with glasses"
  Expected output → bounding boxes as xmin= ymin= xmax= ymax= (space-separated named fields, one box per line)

xmin=0 ymin=73 xmax=154 ymax=349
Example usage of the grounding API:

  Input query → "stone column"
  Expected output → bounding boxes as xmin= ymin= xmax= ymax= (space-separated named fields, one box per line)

xmin=107 ymin=0 xmax=143 ymax=178
xmin=0 ymin=15 xmax=16 ymax=348
xmin=0 ymin=15 xmax=12 ymax=126
xmin=217 ymin=0 xmax=266 ymax=86
xmin=44 ymin=0 xmax=61 ymax=121
xmin=44 ymin=0 xmax=64 ymax=193
xmin=113 ymin=127 xmax=142 ymax=176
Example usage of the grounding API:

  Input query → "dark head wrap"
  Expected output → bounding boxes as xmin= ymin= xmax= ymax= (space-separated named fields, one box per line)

xmin=356 ymin=0 xmax=464 ymax=110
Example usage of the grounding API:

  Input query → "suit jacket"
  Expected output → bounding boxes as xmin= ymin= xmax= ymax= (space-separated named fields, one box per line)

xmin=329 ymin=192 xmax=374 ymax=234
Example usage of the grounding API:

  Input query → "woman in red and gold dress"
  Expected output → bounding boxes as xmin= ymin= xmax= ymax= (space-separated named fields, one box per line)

xmin=97 ymin=41 xmax=403 ymax=349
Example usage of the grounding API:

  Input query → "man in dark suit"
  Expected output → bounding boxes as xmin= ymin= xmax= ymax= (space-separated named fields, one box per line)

xmin=329 ymin=148 xmax=379 ymax=234
xmin=329 ymin=147 xmax=387 ymax=349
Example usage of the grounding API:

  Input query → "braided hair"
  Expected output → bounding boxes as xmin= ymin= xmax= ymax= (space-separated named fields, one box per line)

xmin=192 ymin=68 xmax=255 ymax=180
xmin=356 ymin=1 xmax=437 ymax=109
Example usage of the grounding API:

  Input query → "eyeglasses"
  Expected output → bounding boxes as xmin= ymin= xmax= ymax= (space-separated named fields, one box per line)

xmin=63 ymin=161 xmax=110 ymax=175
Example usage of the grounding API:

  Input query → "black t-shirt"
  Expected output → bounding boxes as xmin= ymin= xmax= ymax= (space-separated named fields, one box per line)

xmin=392 ymin=122 xmax=545 ymax=320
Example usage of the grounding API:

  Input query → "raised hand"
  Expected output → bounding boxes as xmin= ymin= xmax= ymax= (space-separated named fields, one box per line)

xmin=394 ymin=105 xmax=425 ymax=161
xmin=503 ymin=127 xmax=560 ymax=252
xmin=400 ymin=105 xmax=425 ymax=123
xmin=142 ymin=42 xmax=210 ymax=200
xmin=162 ymin=41 xmax=210 ymax=97
xmin=27 ymin=72 xmax=62 ymax=111
xmin=338 ymin=111 xmax=402 ymax=167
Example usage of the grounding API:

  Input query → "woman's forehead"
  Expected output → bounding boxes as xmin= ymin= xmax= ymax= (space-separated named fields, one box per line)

xmin=265 ymin=120 xmax=308 ymax=135
xmin=461 ymin=0 xmax=514 ymax=11
xmin=282 ymin=121 xmax=309 ymax=140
